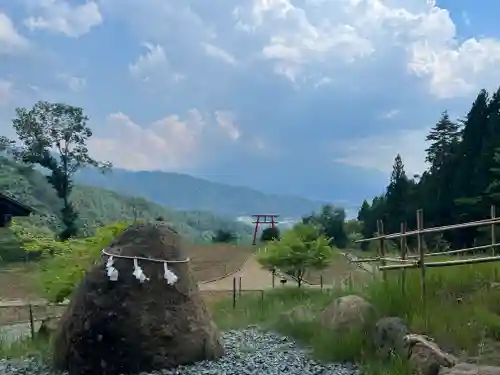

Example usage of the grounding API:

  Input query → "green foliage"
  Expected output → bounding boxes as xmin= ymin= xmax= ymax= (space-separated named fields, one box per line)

xmin=358 ymin=87 xmax=500 ymax=251
xmin=302 ymin=205 xmax=348 ymax=248
xmin=33 ymin=222 xmax=129 ymax=302
xmin=10 ymin=101 xmax=111 ymax=240
xmin=0 ymin=156 xmax=253 ymax=264
xmin=257 ymin=224 xmax=333 ymax=287
xmin=260 ymin=226 xmax=280 ymax=242
xmin=212 ymin=229 xmax=237 ymax=243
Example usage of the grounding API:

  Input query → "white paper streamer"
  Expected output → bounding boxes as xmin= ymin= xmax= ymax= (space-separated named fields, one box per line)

xmin=105 ymin=256 xmax=119 ymax=281
xmin=132 ymin=258 xmax=149 ymax=283
xmin=163 ymin=262 xmax=178 ymax=285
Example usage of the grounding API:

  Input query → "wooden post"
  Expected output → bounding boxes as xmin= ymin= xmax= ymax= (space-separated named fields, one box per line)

xmin=232 ymin=277 xmax=236 ymax=309
xmin=400 ymin=222 xmax=407 ymax=295
xmin=491 ymin=205 xmax=496 ymax=256
xmin=272 ymin=269 xmax=275 ymax=289
xmin=377 ymin=220 xmax=387 ymax=281
xmin=28 ymin=304 xmax=35 ymax=340
xmin=416 ymin=209 xmax=426 ymax=308
xmin=320 ymin=275 xmax=323 ymax=291
xmin=238 ymin=277 xmax=242 ymax=297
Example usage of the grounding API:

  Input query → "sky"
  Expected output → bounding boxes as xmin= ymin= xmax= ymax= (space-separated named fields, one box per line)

xmin=1 ymin=0 xmax=500 ymax=207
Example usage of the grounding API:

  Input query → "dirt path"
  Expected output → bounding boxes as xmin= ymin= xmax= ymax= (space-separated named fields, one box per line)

xmin=199 ymin=255 xmax=288 ymax=291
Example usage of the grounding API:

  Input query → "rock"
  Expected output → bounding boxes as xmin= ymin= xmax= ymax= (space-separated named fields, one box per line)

xmin=52 ymin=222 xmax=224 ymax=375
xmin=439 ymin=363 xmax=500 ymax=375
xmin=280 ymin=306 xmax=315 ymax=324
xmin=409 ymin=343 xmax=444 ymax=375
xmin=37 ymin=317 xmax=60 ymax=338
xmin=373 ymin=317 xmax=410 ymax=359
xmin=320 ymin=295 xmax=375 ymax=333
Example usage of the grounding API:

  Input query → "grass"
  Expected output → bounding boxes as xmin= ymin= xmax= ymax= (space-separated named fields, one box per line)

xmin=0 ymin=334 xmax=51 ymax=362
xmin=209 ymin=253 xmax=500 ymax=374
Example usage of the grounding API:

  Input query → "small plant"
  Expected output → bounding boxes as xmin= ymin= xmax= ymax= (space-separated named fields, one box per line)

xmin=260 ymin=227 xmax=281 ymax=242
xmin=257 ymin=224 xmax=334 ymax=287
xmin=212 ymin=229 xmax=237 ymax=243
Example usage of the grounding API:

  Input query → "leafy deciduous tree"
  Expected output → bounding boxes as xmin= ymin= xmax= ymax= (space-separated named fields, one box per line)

xmin=10 ymin=101 xmax=111 ymax=240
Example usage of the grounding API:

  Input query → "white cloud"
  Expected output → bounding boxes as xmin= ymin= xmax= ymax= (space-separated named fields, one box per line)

xmin=23 ymin=0 xmax=102 ymax=37
xmin=89 ymin=110 xmax=205 ymax=171
xmin=0 ymin=13 xmax=30 ymax=54
xmin=129 ymin=43 xmax=184 ymax=84
xmin=215 ymin=110 xmax=242 ymax=140
xmin=333 ymin=128 xmax=430 ymax=176
xmin=0 ymin=80 xmax=12 ymax=104
xmin=234 ymin=0 xmax=500 ymax=98
xmin=57 ymin=73 xmax=86 ymax=92
xmin=202 ymin=42 xmax=237 ymax=65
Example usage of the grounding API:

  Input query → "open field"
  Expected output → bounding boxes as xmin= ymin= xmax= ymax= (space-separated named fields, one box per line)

xmin=0 ymin=243 xmax=252 ymax=300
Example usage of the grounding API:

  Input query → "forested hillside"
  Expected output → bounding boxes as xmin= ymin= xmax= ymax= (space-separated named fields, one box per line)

xmin=358 ymin=88 xmax=500 ymax=250
xmin=76 ymin=168 xmax=327 ymax=218
xmin=0 ymin=156 xmax=253 ymax=262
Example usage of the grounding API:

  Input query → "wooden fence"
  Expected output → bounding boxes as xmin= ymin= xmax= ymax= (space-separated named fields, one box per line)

xmin=354 ymin=205 xmax=500 ymax=303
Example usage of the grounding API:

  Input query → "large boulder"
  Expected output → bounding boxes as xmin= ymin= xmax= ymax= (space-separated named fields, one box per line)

xmin=373 ymin=317 xmax=410 ymax=359
xmin=320 ymin=295 xmax=375 ymax=333
xmin=52 ymin=222 xmax=224 ymax=375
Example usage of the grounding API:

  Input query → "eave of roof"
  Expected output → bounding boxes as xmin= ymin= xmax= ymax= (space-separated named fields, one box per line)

xmin=0 ymin=192 xmax=35 ymax=215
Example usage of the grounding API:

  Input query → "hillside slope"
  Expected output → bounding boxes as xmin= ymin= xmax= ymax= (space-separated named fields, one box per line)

xmin=76 ymin=167 xmax=327 ymax=218
xmin=0 ymin=157 xmax=253 ymax=262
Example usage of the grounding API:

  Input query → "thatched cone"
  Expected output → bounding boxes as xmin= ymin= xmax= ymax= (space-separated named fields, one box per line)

xmin=52 ymin=222 xmax=224 ymax=375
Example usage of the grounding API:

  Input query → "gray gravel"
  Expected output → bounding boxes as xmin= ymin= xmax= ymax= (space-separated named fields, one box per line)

xmin=0 ymin=328 xmax=360 ymax=375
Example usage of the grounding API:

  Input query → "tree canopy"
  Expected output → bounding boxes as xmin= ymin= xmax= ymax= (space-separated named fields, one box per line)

xmin=357 ymin=87 xmax=500 ymax=251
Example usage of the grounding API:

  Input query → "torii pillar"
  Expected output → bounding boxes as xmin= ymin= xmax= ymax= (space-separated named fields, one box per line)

xmin=251 ymin=214 xmax=279 ymax=245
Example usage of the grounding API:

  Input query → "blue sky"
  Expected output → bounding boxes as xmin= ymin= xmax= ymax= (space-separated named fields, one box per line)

xmin=1 ymin=0 xmax=500 ymax=207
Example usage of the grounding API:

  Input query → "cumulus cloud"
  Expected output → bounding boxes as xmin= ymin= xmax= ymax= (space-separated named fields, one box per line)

xmin=57 ymin=73 xmax=86 ymax=92
xmin=332 ymin=127 xmax=430 ymax=176
xmin=88 ymin=109 xmax=255 ymax=171
xmin=234 ymin=0 xmax=500 ymax=98
xmin=89 ymin=110 xmax=205 ymax=171
xmin=0 ymin=13 xmax=30 ymax=54
xmin=23 ymin=0 xmax=102 ymax=37
xmin=202 ymin=42 xmax=237 ymax=65
xmin=129 ymin=43 xmax=184 ymax=84
xmin=0 ymin=79 xmax=12 ymax=104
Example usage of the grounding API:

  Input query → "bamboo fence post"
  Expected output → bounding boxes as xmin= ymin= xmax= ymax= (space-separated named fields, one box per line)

xmin=491 ymin=205 xmax=496 ymax=256
xmin=416 ymin=209 xmax=427 ymax=317
xmin=400 ymin=222 xmax=407 ymax=295
xmin=377 ymin=220 xmax=387 ymax=281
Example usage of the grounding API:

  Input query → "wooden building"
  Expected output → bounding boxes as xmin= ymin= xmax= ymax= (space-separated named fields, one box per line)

xmin=0 ymin=192 xmax=34 ymax=227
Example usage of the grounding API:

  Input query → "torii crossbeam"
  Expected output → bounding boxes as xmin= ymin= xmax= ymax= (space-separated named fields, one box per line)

xmin=251 ymin=214 xmax=279 ymax=245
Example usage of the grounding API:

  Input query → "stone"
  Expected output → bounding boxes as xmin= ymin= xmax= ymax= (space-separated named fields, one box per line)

xmin=372 ymin=316 xmax=410 ymax=359
xmin=37 ymin=316 xmax=60 ymax=338
xmin=439 ymin=363 xmax=500 ymax=375
xmin=320 ymin=295 xmax=375 ymax=333
xmin=52 ymin=222 xmax=224 ymax=375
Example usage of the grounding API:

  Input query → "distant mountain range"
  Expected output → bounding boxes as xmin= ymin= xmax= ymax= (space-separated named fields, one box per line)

xmin=76 ymin=168 xmax=334 ymax=219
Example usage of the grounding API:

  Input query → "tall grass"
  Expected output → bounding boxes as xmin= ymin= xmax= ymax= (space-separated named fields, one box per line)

xmin=210 ymin=256 xmax=500 ymax=372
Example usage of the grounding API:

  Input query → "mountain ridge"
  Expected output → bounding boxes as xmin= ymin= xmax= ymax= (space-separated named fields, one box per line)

xmin=76 ymin=167 xmax=331 ymax=218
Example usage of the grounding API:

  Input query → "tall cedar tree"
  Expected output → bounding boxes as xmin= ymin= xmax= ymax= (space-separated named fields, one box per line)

xmin=358 ymin=87 xmax=500 ymax=251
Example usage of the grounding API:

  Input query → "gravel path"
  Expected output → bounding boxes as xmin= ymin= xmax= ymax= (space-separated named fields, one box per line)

xmin=0 ymin=328 xmax=360 ymax=375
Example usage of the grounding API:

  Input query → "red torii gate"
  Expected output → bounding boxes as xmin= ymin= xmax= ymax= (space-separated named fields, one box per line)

xmin=251 ymin=214 xmax=279 ymax=245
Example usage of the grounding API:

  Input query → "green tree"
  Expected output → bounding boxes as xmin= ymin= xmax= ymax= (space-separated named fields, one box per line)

xmin=10 ymin=101 xmax=111 ymax=240
xmin=384 ymin=154 xmax=411 ymax=234
xmin=260 ymin=226 xmax=280 ymax=242
xmin=212 ymin=229 xmax=237 ymax=243
xmin=14 ymin=221 xmax=129 ymax=302
xmin=257 ymin=224 xmax=333 ymax=287
xmin=302 ymin=204 xmax=348 ymax=248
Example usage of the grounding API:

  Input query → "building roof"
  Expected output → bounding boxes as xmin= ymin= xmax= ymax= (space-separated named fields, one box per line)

xmin=0 ymin=192 xmax=35 ymax=216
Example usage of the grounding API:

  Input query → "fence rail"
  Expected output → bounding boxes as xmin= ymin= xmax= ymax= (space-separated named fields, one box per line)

xmin=354 ymin=205 xmax=500 ymax=302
